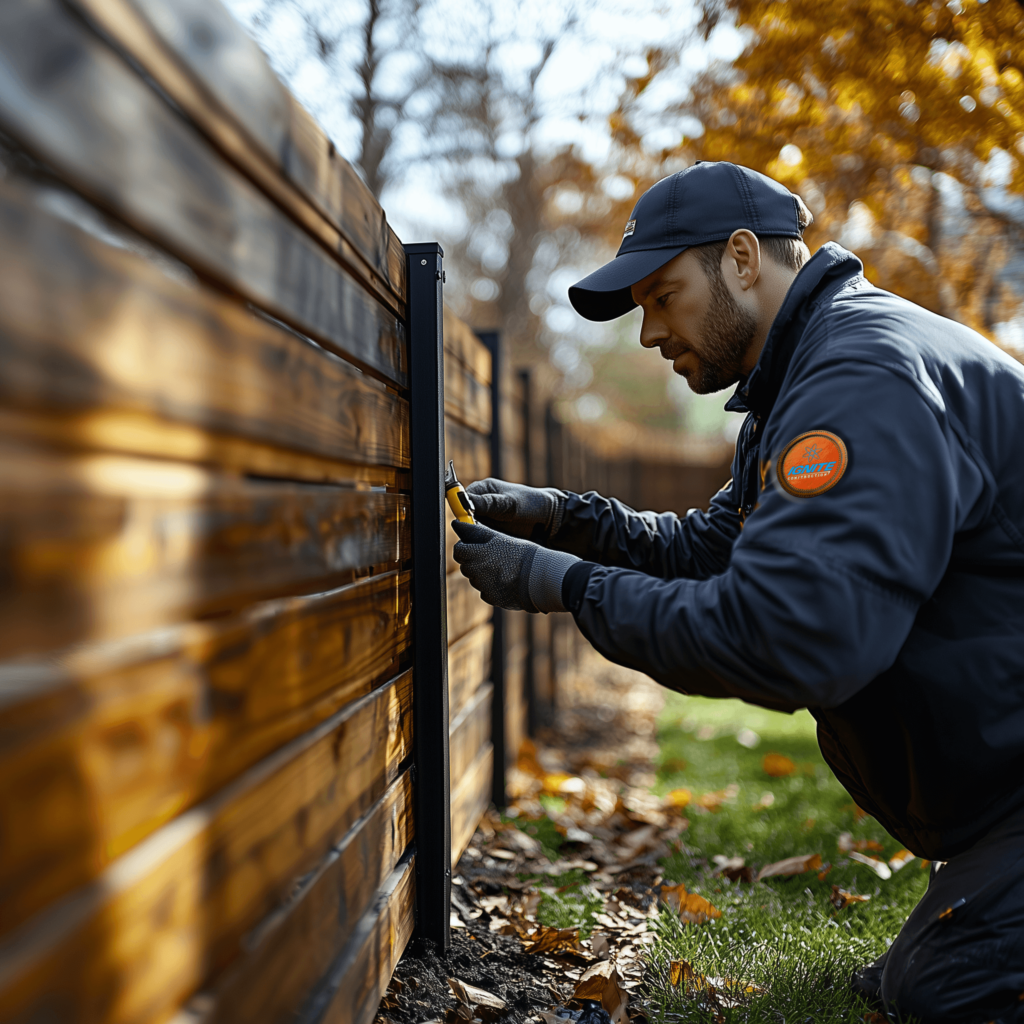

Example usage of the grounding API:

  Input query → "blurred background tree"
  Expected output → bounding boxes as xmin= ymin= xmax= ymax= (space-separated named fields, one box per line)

xmin=625 ymin=0 xmax=1024 ymax=337
xmin=225 ymin=0 xmax=1024 ymax=454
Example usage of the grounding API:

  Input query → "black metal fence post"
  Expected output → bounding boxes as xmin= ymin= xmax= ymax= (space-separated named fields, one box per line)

xmin=476 ymin=331 xmax=506 ymax=809
xmin=520 ymin=369 xmax=539 ymax=737
xmin=406 ymin=242 xmax=451 ymax=950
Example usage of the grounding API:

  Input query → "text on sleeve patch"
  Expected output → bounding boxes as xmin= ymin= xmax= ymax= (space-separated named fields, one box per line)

xmin=776 ymin=430 xmax=848 ymax=497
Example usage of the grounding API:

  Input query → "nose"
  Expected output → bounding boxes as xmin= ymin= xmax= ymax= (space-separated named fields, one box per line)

xmin=638 ymin=312 xmax=667 ymax=350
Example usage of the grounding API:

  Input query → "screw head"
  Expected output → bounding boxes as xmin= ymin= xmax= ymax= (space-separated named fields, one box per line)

xmin=420 ymin=259 xmax=427 ymax=266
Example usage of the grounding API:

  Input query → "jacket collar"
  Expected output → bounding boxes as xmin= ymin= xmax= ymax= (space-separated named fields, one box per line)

xmin=724 ymin=242 xmax=864 ymax=417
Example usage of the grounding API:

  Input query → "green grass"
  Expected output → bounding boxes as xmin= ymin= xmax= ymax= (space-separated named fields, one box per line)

xmin=646 ymin=693 xmax=928 ymax=1022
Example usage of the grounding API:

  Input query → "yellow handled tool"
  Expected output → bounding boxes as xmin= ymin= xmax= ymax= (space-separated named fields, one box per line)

xmin=445 ymin=460 xmax=475 ymax=524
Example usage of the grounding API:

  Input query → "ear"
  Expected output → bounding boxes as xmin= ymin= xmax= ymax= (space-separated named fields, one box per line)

xmin=723 ymin=229 xmax=761 ymax=291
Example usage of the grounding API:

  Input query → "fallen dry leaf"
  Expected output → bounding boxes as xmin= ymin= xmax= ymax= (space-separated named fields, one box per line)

xmin=848 ymin=850 xmax=892 ymax=879
xmin=830 ymin=885 xmax=871 ymax=910
xmin=756 ymin=853 xmax=822 ymax=880
xmin=663 ymin=787 xmax=692 ymax=809
xmin=889 ymin=849 xmax=916 ymax=871
xmin=762 ymin=753 xmax=795 ymax=777
xmin=660 ymin=883 xmax=722 ymax=923
xmin=447 ymin=977 xmax=506 ymax=1020
xmin=837 ymin=832 xmax=885 ymax=854
xmin=575 ymin=960 xmax=629 ymax=1024
xmin=523 ymin=925 xmax=580 ymax=955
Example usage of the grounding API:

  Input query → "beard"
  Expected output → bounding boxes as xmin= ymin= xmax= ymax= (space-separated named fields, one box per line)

xmin=683 ymin=268 xmax=758 ymax=394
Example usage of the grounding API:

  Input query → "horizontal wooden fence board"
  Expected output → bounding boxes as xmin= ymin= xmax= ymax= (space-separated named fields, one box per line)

xmin=197 ymin=772 xmax=413 ymax=1024
xmin=0 ymin=177 xmax=409 ymax=469
xmin=451 ymin=743 xmax=493 ymax=869
xmin=67 ymin=0 xmax=406 ymax=314
xmin=445 ymin=418 xmax=491 ymax=484
xmin=0 ymin=0 xmax=407 ymax=387
xmin=443 ymin=308 xmax=490 ymax=385
xmin=0 ymin=441 xmax=409 ymax=659
xmin=447 ymin=623 xmax=493 ymax=726
xmin=0 ymin=570 xmax=410 ymax=936
xmin=0 ymin=671 xmax=414 ymax=1024
xmin=0 ymin=405 xmax=408 ymax=490
xmin=445 ymin=569 xmax=492 ymax=646
xmin=443 ymin=354 xmax=491 ymax=435
xmin=448 ymin=682 xmax=492 ymax=785
xmin=296 ymin=852 xmax=416 ymax=1024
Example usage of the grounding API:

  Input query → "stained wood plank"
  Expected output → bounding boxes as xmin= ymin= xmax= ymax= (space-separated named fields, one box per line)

xmin=67 ymin=0 xmax=406 ymax=310
xmin=0 ymin=176 xmax=408 ymax=468
xmin=449 ymin=682 xmax=492 ymax=785
xmin=444 ymin=354 xmax=491 ymax=434
xmin=446 ymin=569 xmax=492 ymax=646
xmin=451 ymin=743 xmax=493 ymax=869
xmin=0 ymin=672 xmax=414 ymax=1024
xmin=0 ymin=570 xmax=410 ymax=937
xmin=0 ymin=440 xmax=409 ymax=659
xmin=443 ymin=308 xmax=491 ymax=385
xmin=0 ymin=0 xmax=407 ymax=386
xmin=294 ymin=853 xmax=416 ymax=1024
xmin=189 ymin=772 xmax=413 ymax=1024
xmin=448 ymin=623 xmax=493 ymax=725
xmin=0 ymin=405 xmax=407 ymax=489
xmin=445 ymin=418 xmax=491 ymax=484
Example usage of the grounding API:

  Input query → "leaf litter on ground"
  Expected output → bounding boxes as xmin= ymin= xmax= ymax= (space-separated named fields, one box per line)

xmin=375 ymin=651 xmax=930 ymax=1024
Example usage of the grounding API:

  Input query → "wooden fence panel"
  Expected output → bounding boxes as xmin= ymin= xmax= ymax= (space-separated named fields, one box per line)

xmin=66 ymin=0 xmax=407 ymax=313
xmin=442 ymin=318 xmax=494 ymax=863
xmin=0 ymin=673 xmax=413 ymax=1024
xmin=0 ymin=177 xmax=409 ymax=473
xmin=0 ymin=0 xmax=407 ymax=386
xmin=0 ymin=0 xmax=427 ymax=1018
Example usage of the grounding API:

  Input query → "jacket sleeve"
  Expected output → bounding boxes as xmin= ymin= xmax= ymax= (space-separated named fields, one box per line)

xmin=549 ymin=448 xmax=746 ymax=582
xmin=569 ymin=361 xmax=983 ymax=712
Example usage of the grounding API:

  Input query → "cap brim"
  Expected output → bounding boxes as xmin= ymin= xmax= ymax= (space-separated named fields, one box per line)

xmin=568 ymin=246 xmax=687 ymax=322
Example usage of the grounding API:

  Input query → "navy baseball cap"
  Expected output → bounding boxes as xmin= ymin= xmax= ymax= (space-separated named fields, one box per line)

xmin=568 ymin=161 xmax=805 ymax=322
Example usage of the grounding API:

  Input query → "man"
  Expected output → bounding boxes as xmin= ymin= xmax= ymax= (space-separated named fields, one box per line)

xmin=452 ymin=161 xmax=1024 ymax=1023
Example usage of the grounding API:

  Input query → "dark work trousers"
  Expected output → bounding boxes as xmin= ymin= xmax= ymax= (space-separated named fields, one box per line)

xmin=880 ymin=803 xmax=1024 ymax=1022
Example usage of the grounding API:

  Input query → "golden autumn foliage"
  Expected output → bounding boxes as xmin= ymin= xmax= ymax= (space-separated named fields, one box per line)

xmin=689 ymin=0 xmax=1024 ymax=330
xmin=612 ymin=0 xmax=1024 ymax=336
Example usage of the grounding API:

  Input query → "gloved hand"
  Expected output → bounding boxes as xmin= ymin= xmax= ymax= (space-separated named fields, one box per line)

xmin=465 ymin=478 xmax=566 ymax=544
xmin=452 ymin=520 xmax=580 ymax=613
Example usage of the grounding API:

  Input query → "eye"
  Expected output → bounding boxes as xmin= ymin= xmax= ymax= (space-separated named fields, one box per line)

xmin=656 ymin=291 xmax=673 ymax=309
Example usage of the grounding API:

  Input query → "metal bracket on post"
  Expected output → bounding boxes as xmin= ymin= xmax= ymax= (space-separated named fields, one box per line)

xmin=476 ymin=331 xmax=505 ymax=809
xmin=406 ymin=242 xmax=451 ymax=951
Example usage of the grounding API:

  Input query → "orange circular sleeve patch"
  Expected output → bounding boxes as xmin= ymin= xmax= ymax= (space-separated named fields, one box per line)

xmin=776 ymin=430 xmax=848 ymax=497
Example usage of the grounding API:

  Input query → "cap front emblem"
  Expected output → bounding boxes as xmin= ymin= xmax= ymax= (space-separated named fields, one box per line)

xmin=623 ymin=219 xmax=636 ymax=238
xmin=776 ymin=430 xmax=848 ymax=497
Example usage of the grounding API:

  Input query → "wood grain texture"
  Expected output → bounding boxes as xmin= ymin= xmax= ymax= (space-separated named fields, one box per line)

xmin=68 ymin=0 xmax=406 ymax=310
xmin=448 ymin=623 xmax=493 ymax=725
xmin=0 ymin=672 xmax=414 ymax=1024
xmin=443 ymin=308 xmax=490 ymax=385
xmin=0 ymin=177 xmax=409 ymax=469
xmin=451 ymin=743 xmax=493 ymax=869
xmin=446 ymin=569 xmax=492 ymax=646
xmin=445 ymin=418 xmax=491 ymax=484
xmin=295 ymin=853 xmax=416 ymax=1024
xmin=0 ymin=0 xmax=407 ymax=386
xmin=444 ymin=354 xmax=491 ymax=434
xmin=449 ymin=682 xmax=492 ymax=785
xmin=193 ymin=773 xmax=413 ymax=1024
xmin=0 ymin=440 xmax=409 ymax=659
xmin=0 ymin=405 xmax=407 ymax=489
xmin=0 ymin=571 xmax=410 ymax=937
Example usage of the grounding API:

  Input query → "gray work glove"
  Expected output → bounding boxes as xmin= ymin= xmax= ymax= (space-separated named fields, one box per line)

xmin=452 ymin=520 xmax=579 ymax=613
xmin=465 ymin=477 xmax=566 ymax=544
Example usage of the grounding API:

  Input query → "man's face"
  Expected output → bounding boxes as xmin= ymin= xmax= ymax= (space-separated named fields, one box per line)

xmin=630 ymin=248 xmax=757 ymax=394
